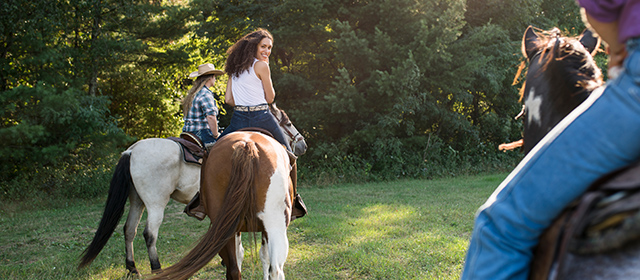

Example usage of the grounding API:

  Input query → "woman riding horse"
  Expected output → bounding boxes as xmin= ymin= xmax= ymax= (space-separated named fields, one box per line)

xmin=219 ymin=28 xmax=307 ymax=217
xmin=182 ymin=63 xmax=224 ymax=150
xmin=461 ymin=1 xmax=640 ymax=279
xmin=218 ymin=29 xmax=292 ymax=152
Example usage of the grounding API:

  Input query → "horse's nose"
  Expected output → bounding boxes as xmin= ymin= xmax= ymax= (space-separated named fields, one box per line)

xmin=293 ymin=140 xmax=307 ymax=156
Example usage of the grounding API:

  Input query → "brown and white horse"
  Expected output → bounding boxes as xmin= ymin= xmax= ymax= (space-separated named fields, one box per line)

xmin=78 ymin=103 xmax=305 ymax=276
xmin=148 ymin=130 xmax=296 ymax=280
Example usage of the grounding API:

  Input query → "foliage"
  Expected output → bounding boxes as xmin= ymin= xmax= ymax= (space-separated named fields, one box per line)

xmin=228 ymin=0 xmax=530 ymax=181
xmin=0 ymin=0 xmax=202 ymax=197
xmin=2 ymin=0 xmax=594 ymax=199
xmin=0 ymin=83 xmax=128 ymax=179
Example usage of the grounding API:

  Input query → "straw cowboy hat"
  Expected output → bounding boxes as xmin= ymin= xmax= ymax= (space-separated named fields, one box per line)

xmin=189 ymin=63 xmax=224 ymax=78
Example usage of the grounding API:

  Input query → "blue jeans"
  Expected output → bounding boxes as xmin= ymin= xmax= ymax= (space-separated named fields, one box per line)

xmin=462 ymin=37 xmax=640 ymax=279
xmin=218 ymin=109 xmax=291 ymax=151
xmin=194 ymin=129 xmax=217 ymax=146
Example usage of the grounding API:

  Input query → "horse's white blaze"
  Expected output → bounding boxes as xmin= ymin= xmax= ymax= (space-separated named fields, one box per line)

xmin=256 ymin=135 xmax=291 ymax=280
xmin=526 ymin=87 xmax=543 ymax=127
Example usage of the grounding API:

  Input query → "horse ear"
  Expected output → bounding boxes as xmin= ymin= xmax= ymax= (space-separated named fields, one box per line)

xmin=522 ymin=26 xmax=540 ymax=60
xmin=579 ymin=29 xmax=601 ymax=56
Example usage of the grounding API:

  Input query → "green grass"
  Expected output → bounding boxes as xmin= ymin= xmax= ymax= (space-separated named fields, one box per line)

xmin=0 ymin=173 xmax=508 ymax=279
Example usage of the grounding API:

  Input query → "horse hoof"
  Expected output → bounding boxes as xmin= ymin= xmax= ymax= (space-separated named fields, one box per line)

xmin=151 ymin=268 xmax=163 ymax=274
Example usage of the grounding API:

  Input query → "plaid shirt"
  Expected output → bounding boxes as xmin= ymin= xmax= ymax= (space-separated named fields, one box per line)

xmin=183 ymin=86 xmax=218 ymax=132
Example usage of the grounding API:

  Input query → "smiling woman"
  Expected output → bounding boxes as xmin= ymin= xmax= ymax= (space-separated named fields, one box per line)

xmin=218 ymin=28 xmax=292 ymax=152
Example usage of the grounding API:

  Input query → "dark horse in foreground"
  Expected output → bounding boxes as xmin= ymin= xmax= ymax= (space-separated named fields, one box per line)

xmin=511 ymin=26 xmax=640 ymax=279
xmin=148 ymin=130 xmax=298 ymax=280
xmin=501 ymin=26 xmax=600 ymax=154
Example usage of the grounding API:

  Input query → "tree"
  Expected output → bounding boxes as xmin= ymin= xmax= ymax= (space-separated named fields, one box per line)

xmin=197 ymin=0 xmax=534 ymax=179
xmin=2 ymin=0 xmax=587 ymax=189
xmin=0 ymin=0 xmax=199 ymax=193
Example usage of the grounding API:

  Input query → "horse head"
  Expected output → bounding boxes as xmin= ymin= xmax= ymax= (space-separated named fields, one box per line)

xmin=269 ymin=102 xmax=308 ymax=156
xmin=518 ymin=26 xmax=603 ymax=153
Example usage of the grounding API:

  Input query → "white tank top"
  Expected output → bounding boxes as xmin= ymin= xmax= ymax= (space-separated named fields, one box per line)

xmin=231 ymin=59 xmax=268 ymax=106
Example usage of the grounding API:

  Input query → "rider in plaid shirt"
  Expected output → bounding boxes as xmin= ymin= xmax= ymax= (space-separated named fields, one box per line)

xmin=181 ymin=63 xmax=224 ymax=149
xmin=183 ymin=86 xmax=218 ymax=132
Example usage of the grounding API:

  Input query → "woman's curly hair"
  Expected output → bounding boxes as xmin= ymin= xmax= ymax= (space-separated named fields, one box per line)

xmin=225 ymin=29 xmax=274 ymax=78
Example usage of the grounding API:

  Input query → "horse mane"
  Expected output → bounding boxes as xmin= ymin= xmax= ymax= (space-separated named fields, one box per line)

xmin=277 ymin=110 xmax=291 ymax=126
xmin=514 ymin=28 xmax=603 ymax=102
xmin=269 ymin=103 xmax=291 ymax=126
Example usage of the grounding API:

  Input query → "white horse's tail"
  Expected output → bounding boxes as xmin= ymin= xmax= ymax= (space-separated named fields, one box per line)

xmin=78 ymin=152 xmax=133 ymax=269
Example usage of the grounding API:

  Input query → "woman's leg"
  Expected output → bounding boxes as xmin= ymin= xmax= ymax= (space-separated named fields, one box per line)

xmin=462 ymin=51 xmax=640 ymax=279
xmin=195 ymin=129 xmax=216 ymax=146
xmin=218 ymin=111 xmax=251 ymax=140
xmin=252 ymin=110 xmax=292 ymax=151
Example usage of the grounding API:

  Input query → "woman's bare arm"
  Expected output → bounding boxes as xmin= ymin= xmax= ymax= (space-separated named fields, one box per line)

xmin=225 ymin=78 xmax=236 ymax=106
xmin=254 ymin=61 xmax=276 ymax=104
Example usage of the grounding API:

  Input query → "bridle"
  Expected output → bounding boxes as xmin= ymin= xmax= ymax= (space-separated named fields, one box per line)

xmin=270 ymin=105 xmax=304 ymax=148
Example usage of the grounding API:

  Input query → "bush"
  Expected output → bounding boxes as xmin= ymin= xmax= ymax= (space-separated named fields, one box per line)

xmin=298 ymin=133 xmax=522 ymax=185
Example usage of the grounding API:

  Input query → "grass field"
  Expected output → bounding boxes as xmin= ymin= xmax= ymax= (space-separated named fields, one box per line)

xmin=0 ymin=173 xmax=508 ymax=279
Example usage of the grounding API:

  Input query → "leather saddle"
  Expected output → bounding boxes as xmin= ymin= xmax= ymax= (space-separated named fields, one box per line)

xmin=184 ymin=127 xmax=307 ymax=221
xmin=530 ymin=161 xmax=640 ymax=280
xmin=168 ymin=132 xmax=207 ymax=165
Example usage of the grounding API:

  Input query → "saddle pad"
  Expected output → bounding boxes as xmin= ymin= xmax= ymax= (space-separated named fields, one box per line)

xmin=167 ymin=137 xmax=206 ymax=165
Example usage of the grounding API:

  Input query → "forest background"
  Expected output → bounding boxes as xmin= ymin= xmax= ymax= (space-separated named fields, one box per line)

xmin=0 ymin=0 xmax=604 ymax=201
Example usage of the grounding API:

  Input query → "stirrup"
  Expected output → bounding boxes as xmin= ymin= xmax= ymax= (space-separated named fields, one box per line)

xmin=291 ymin=194 xmax=307 ymax=221
xmin=184 ymin=192 xmax=207 ymax=220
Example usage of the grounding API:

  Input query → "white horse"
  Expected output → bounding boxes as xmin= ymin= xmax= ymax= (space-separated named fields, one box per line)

xmin=78 ymin=103 xmax=307 ymax=275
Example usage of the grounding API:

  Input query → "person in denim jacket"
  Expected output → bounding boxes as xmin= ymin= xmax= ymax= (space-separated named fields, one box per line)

xmin=462 ymin=1 xmax=640 ymax=279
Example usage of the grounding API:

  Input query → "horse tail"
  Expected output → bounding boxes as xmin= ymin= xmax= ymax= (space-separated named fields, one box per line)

xmin=149 ymin=141 xmax=259 ymax=280
xmin=78 ymin=152 xmax=133 ymax=269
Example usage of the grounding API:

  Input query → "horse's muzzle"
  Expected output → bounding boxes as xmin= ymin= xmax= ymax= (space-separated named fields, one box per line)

xmin=292 ymin=138 xmax=307 ymax=156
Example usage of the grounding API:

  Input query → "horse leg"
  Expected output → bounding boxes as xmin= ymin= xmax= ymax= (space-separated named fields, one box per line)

xmin=124 ymin=190 xmax=145 ymax=275
xmin=236 ymin=232 xmax=244 ymax=270
xmin=219 ymin=234 xmax=242 ymax=280
xmin=143 ymin=204 xmax=169 ymax=272
xmin=259 ymin=234 xmax=270 ymax=280
xmin=261 ymin=228 xmax=288 ymax=280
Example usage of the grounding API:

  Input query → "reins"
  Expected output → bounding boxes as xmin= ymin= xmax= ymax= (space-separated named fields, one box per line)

xmin=269 ymin=104 xmax=304 ymax=149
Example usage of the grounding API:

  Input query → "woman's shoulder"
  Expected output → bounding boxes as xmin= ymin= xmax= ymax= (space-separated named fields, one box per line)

xmin=253 ymin=61 xmax=270 ymax=78
xmin=253 ymin=60 xmax=269 ymax=69
xmin=196 ymin=86 xmax=214 ymax=98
